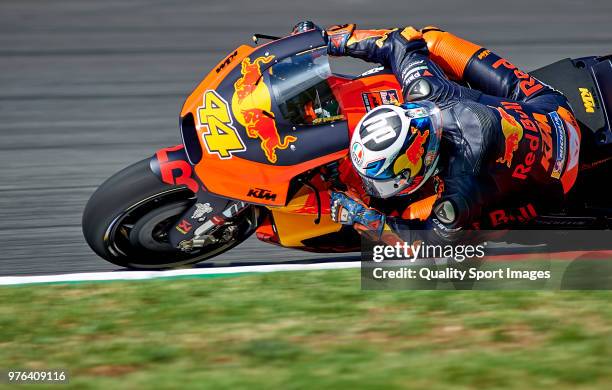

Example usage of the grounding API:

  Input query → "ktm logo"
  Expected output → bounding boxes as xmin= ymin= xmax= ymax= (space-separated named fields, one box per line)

xmin=579 ymin=87 xmax=596 ymax=113
xmin=247 ymin=188 xmax=277 ymax=201
xmin=216 ymin=50 xmax=238 ymax=73
xmin=478 ymin=49 xmax=491 ymax=60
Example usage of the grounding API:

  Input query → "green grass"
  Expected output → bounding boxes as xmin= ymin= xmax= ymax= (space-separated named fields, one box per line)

xmin=1 ymin=269 xmax=612 ymax=389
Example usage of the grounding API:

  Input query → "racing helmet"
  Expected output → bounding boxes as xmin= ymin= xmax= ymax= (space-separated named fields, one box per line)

xmin=350 ymin=101 xmax=443 ymax=198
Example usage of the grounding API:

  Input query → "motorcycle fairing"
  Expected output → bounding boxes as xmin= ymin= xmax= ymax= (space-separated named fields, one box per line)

xmin=181 ymin=30 xmax=350 ymax=206
xmin=262 ymin=177 xmax=360 ymax=250
xmin=531 ymin=55 xmax=612 ymax=165
xmin=150 ymin=145 xmax=204 ymax=194
xmin=328 ymin=73 xmax=403 ymax=136
xmin=150 ymin=145 xmax=251 ymax=247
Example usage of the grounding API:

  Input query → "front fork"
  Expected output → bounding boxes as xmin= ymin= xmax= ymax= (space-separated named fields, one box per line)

xmin=150 ymin=145 xmax=253 ymax=249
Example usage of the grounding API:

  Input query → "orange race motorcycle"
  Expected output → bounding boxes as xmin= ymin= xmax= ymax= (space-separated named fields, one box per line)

xmin=83 ymin=29 xmax=612 ymax=268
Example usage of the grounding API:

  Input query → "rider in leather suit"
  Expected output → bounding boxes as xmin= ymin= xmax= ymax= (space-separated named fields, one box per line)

xmin=316 ymin=23 xmax=582 ymax=245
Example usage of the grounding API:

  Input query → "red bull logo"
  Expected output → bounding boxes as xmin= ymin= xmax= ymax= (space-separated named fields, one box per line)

xmin=232 ymin=54 xmax=296 ymax=164
xmin=242 ymin=109 xmax=297 ymax=163
xmin=496 ymin=107 xmax=524 ymax=168
xmin=405 ymin=128 xmax=429 ymax=165
xmin=234 ymin=55 xmax=274 ymax=102
xmin=392 ymin=127 xmax=429 ymax=176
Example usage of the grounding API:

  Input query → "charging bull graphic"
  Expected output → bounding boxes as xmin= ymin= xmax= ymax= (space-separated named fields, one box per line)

xmin=232 ymin=54 xmax=297 ymax=164
xmin=235 ymin=56 xmax=274 ymax=101
xmin=496 ymin=107 xmax=524 ymax=168
xmin=242 ymin=108 xmax=297 ymax=163
xmin=393 ymin=127 xmax=429 ymax=177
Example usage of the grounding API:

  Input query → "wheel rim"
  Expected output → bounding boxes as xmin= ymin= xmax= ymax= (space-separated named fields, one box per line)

xmin=103 ymin=189 xmax=256 ymax=269
xmin=129 ymin=201 xmax=191 ymax=252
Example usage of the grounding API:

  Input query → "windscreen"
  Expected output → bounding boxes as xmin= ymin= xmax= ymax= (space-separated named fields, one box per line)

xmin=267 ymin=47 xmax=341 ymax=125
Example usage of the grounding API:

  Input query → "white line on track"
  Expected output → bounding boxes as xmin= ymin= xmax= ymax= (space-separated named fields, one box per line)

xmin=0 ymin=262 xmax=362 ymax=286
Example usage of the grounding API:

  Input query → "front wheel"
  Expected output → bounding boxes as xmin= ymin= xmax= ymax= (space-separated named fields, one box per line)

xmin=82 ymin=159 xmax=257 ymax=269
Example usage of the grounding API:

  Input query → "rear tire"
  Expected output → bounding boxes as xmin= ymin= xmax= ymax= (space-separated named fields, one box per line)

xmin=82 ymin=159 xmax=255 ymax=269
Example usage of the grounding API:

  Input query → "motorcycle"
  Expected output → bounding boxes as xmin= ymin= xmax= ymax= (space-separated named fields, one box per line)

xmin=82 ymin=29 xmax=612 ymax=269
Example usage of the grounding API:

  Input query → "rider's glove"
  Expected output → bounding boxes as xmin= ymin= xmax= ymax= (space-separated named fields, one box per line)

xmin=325 ymin=24 xmax=432 ymax=56
xmin=330 ymin=191 xmax=385 ymax=239
xmin=291 ymin=22 xmax=355 ymax=56
xmin=326 ymin=24 xmax=356 ymax=56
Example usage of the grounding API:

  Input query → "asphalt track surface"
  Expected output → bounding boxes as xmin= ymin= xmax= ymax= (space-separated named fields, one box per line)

xmin=0 ymin=0 xmax=610 ymax=276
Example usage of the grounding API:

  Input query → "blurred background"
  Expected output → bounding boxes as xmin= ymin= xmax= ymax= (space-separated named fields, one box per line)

xmin=1 ymin=0 xmax=611 ymax=275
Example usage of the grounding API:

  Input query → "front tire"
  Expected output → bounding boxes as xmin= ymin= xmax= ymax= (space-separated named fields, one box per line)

xmin=82 ymin=159 xmax=255 ymax=269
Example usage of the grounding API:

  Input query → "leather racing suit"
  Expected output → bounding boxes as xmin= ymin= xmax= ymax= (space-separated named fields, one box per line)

xmin=327 ymin=25 xmax=582 ymax=244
